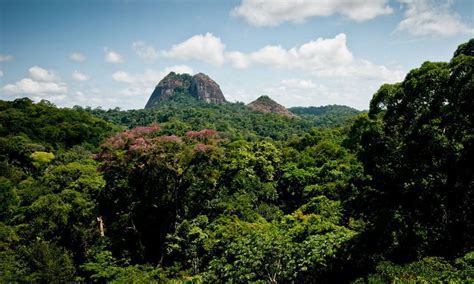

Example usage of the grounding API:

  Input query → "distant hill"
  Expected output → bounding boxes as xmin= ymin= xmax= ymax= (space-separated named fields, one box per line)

xmin=289 ymin=105 xmax=360 ymax=116
xmin=247 ymin=96 xmax=297 ymax=118
xmin=289 ymin=105 xmax=361 ymax=126
xmin=145 ymin=72 xmax=226 ymax=108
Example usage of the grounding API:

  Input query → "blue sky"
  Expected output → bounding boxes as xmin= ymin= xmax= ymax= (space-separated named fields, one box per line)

xmin=0 ymin=0 xmax=472 ymax=110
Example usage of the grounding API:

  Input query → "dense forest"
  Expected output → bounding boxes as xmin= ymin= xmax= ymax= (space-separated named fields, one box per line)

xmin=0 ymin=40 xmax=472 ymax=283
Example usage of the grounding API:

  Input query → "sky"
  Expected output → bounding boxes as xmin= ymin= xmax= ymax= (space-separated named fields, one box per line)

xmin=0 ymin=0 xmax=472 ymax=110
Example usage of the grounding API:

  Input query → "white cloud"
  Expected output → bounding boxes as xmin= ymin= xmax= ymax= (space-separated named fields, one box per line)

xmin=254 ymin=76 xmax=388 ymax=109
xmin=227 ymin=34 xmax=353 ymax=69
xmin=28 ymin=66 xmax=60 ymax=82
xmin=113 ymin=65 xmax=194 ymax=86
xmin=33 ymin=94 xmax=68 ymax=103
xmin=263 ymin=79 xmax=335 ymax=106
xmin=396 ymin=0 xmax=474 ymax=37
xmin=104 ymin=48 xmax=124 ymax=63
xmin=112 ymin=69 xmax=162 ymax=85
xmin=225 ymin=51 xmax=251 ymax=69
xmin=226 ymin=33 xmax=404 ymax=81
xmin=70 ymin=91 xmax=119 ymax=107
xmin=72 ymin=70 xmax=90 ymax=81
xmin=70 ymin=52 xmax=86 ymax=62
xmin=0 ymin=70 xmax=3 ymax=77
xmin=162 ymin=33 xmax=226 ymax=66
xmin=162 ymin=33 xmax=403 ymax=82
xmin=113 ymin=65 xmax=194 ymax=98
xmin=2 ymin=78 xmax=67 ymax=96
xmin=1 ymin=65 xmax=67 ymax=101
xmin=133 ymin=41 xmax=158 ymax=61
xmin=0 ymin=54 xmax=14 ymax=62
xmin=232 ymin=0 xmax=393 ymax=27
xmin=225 ymin=74 xmax=394 ymax=109
xmin=161 ymin=65 xmax=194 ymax=77
xmin=281 ymin=79 xmax=317 ymax=89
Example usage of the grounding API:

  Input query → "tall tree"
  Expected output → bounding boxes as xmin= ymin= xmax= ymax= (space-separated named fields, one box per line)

xmin=348 ymin=39 xmax=474 ymax=260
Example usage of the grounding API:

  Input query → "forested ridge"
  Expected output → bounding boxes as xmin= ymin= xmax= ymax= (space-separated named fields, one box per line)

xmin=0 ymin=40 xmax=472 ymax=283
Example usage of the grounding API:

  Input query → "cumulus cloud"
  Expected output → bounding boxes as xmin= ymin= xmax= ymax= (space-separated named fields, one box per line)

xmin=232 ymin=0 xmax=393 ymax=27
xmin=162 ymin=65 xmax=194 ymax=75
xmin=104 ymin=48 xmax=124 ymax=63
xmin=224 ymin=51 xmax=250 ymax=69
xmin=226 ymin=34 xmax=354 ymax=69
xmin=256 ymin=76 xmax=390 ymax=109
xmin=227 ymin=74 xmax=396 ymax=109
xmin=2 ymin=78 xmax=67 ymax=96
xmin=72 ymin=70 xmax=90 ymax=81
xmin=225 ymin=78 xmax=335 ymax=107
xmin=70 ymin=52 xmax=86 ymax=62
xmin=162 ymin=33 xmax=226 ymax=66
xmin=113 ymin=65 xmax=194 ymax=98
xmin=163 ymin=33 xmax=402 ymax=81
xmin=226 ymin=33 xmax=404 ymax=81
xmin=113 ymin=65 xmax=194 ymax=86
xmin=396 ymin=0 xmax=474 ymax=37
xmin=133 ymin=41 xmax=158 ymax=61
xmin=112 ymin=69 xmax=161 ymax=85
xmin=0 ymin=54 xmax=14 ymax=62
xmin=28 ymin=66 xmax=60 ymax=82
xmin=1 ymin=65 xmax=67 ymax=99
xmin=280 ymin=79 xmax=317 ymax=89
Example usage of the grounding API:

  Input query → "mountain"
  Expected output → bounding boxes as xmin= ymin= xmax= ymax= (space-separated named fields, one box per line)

xmin=145 ymin=72 xmax=226 ymax=108
xmin=247 ymin=95 xmax=296 ymax=118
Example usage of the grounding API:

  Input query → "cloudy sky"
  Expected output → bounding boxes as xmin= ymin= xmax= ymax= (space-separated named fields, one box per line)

xmin=0 ymin=0 xmax=472 ymax=110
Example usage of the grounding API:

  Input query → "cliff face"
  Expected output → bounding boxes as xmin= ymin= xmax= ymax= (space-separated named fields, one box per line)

xmin=190 ymin=73 xmax=226 ymax=104
xmin=145 ymin=72 xmax=226 ymax=108
xmin=247 ymin=96 xmax=296 ymax=118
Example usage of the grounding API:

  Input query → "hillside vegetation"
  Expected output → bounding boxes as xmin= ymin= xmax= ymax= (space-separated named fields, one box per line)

xmin=0 ymin=39 xmax=472 ymax=283
xmin=85 ymin=94 xmax=359 ymax=141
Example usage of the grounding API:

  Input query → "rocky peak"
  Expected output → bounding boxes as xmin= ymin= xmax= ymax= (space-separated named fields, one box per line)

xmin=145 ymin=72 xmax=226 ymax=108
xmin=190 ymin=73 xmax=226 ymax=104
xmin=247 ymin=96 xmax=296 ymax=118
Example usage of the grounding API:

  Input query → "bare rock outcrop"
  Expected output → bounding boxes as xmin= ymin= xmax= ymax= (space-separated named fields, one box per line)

xmin=145 ymin=72 xmax=226 ymax=108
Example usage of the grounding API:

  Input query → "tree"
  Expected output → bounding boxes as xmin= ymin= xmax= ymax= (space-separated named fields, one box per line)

xmin=348 ymin=39 xmax=474 ymax=260
xmin=97 ymin=125 xmax=223 ymax=264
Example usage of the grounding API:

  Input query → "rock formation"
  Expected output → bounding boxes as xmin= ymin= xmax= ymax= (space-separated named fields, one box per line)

xmin=190 ymin=73 xmax=226 ymax=104
xmin=145 ymin=72 xmax=226 ymax=108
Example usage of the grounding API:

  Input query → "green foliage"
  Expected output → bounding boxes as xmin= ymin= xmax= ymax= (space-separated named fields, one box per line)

xmin=290 ymin=105 xmax=361 ymax=127
xmin=23 ymin=240 xmax=77 ymax=283
xmin=86 ymin=96 xmax=358 ymax=141
xmin=97 ymin=126 xmax=223 ymax=263
xmin=0 ymin=177 xmax=17 ymax=220
xmin=30 ymin=151 xmax=55 ymax=168
xmin=347 ymin=40 xmax=474 ymax=261
xmin=0 ymin=99 xmax=117 ymax=282
xmin=453 ymin=38 xmax=474 ymax=57
xmin=82 ymin=249 xmax=168 ymax=283
xmin=0 ymin=39 xmax=471 ymax=283
xmin=202 ymin=216 xmax=296 ymax=283
xmin=0 ymin=98 xmax=119 ymax=149
xmin=0 ymin=239 xmax=77 ymax=283
xmin=355 ymin=251 xmax=474 ymax=283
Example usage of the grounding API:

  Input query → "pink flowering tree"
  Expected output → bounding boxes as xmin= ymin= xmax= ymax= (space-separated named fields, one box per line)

xmin=96 ymin=125 xmax=223 ymax=264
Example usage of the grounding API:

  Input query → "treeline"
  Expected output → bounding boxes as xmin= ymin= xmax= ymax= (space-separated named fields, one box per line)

xmin=83 ymin=94 xmax=360 ymax=141
xmin=290 ymin=105 xmax=361 ymax=126
xmin=0 ymin=39 xmax=472 ymax=282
